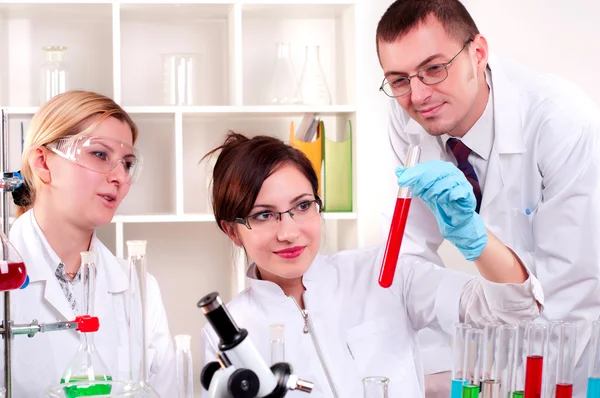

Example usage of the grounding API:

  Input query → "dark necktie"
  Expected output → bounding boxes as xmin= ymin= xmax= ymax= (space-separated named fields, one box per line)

xmin=446 ymin=138 xmax=482 ymax=213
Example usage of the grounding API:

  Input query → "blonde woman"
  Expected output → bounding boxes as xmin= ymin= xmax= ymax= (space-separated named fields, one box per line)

xmin=2 ymin=91 xmax=176 ymax=395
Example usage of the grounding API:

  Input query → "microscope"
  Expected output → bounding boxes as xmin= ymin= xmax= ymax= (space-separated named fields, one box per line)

xmin=198 ymin=292 xmax=313 ymax=398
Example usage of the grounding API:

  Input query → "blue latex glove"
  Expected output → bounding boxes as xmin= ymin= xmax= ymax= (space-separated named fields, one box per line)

xmin=396 ymin=160 xmax=488 ymax=261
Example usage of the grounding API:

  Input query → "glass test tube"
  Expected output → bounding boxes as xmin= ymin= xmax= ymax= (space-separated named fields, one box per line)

xmin=588 ymin=321 xmax=600 ymax=398
xmin=462 ymin=328 xmax=483 ymax=398
xmin=482 ymin=323 xmax=501 ymax=398
xmin=555 ymin=323 xmax=577 ymax=398
xmin=451 ymin=323 xmax=472 ymax=398
xmin=362 ymin=376 xmax=389 ymax=398
xmin=512 ymin=320 xmax=533 ymax=398
xmin=495 ymin=325 xmax=517 ymax=398
xmin=524 ymin=323 xmax=546 ymax=398
xmin=543 ymin=320 xmax=564 ymax=398
xmin=378 ymin=144 xmax=421 ymax=288
xmin=269 ymin=324 xmax=285 ymax=365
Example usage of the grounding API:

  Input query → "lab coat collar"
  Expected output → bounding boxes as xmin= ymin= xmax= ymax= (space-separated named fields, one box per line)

xmin=246 ymin=254 xmax=335 ymax=305
xmin=10 ymin=210 xmax=128 ymax=321
xmin=487 ymin=53 xmax=526 ymax=155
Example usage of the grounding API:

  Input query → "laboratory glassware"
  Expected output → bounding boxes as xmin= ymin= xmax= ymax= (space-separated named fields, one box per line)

xmin=379 ymin=144 xmax=421 ymax=288
xmin=543 ymin=320 xmax=564 ymax=398
xmin=0 ymin=229 xmax=28 ymax=291
xmin=511 ymin=320 xmax=533 ymax=398
xmin=588 ymin=320 xmax=600 ymax=398
xmin=451 ymin=323 xmax=471 ymax=398
xmin=126 ymin=240 xmax=160 ymax=397
xmin=362 ymin=376 xmax=388 ymax=398
xmin=555 ymin=323 xmax=577 ymax=398
xmin=269 ymin=324 xmax=285 ymax=365
xmin=298 ymin=45 xmax=331 ymax=105
xmin=265 ymin=43 xmax=302 ymax=105
xmin=60 ymin=251 xmax=112 ymax=396
xmin=40 ymin=46 xmax=68 ymax=105
xmin=462 ymin=328 xmax=483 ymax=398
xmin=481 ymin=323 xmax=500 ymax=398
xmin=524 ymin=323 xmax=546 ymax=398
xmin=162 ymin=53 xmax=201 ymax=106
xmin=175 ymin=335 xmax=193 ymax=398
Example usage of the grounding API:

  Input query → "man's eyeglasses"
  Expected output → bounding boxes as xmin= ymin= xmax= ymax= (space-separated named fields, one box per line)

xmin=235 ymin=198 xmax=322 ymax=231
xmin=379 ymin=39 xmax=473 ymax=98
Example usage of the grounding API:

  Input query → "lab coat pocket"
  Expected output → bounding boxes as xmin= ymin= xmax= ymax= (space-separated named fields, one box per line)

xmin=512 ymin=208 xmax=536 ymax=253
xmin=346 ymin=316 xmax=409 ymax=383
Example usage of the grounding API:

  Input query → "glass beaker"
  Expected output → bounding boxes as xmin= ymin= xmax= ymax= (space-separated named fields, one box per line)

xmin=298 ymin=45 xmax=332 ymax=106
xmin=60 ymin=251 xmax=112 ymax=396
xmin=362 ymin=376 xmax=388 ymax=398
xmin=126 ymin=240 xmax=160 ymax=397
xmin=0 ymin=229 xmax=28 ymax=291
xmin=269 ymin=324 xmax=285 ymax=365
xmin=40 ymin=45 xmax=68 ymax=105
xmin=174 ymin=335 xmax=193 ymax=398
xmin=162 ymin=53 xmax=201 ymax=106
xmin=265 ymin=43 xmax=302 ymax=105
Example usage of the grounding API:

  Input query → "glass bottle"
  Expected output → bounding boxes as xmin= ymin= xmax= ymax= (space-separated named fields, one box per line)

xmin=269 ymin=324 xmax=285 ymax=365
xmin=298 ymin=45 xmax=332 ymax=106
xmin=126 ymin=240 xmax=160 ymax=397
xmin=175 ymin=335 xmax=193 ymax=398
xmin=362 ymin=376 xmax=389 ymax=398
xmin=60 ymin=251 xmax=113 ymax=396
xmin=265 ymin=43 xmax=302 ymax=105
xmin=0 ymin=229 xmax=28 ymax=291
xmin=40 ymin=45 xmax=68 ymax=105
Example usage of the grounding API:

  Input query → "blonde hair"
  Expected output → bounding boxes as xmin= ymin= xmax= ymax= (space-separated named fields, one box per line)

xmin=16 ymin=90 xmax=138 ymax=217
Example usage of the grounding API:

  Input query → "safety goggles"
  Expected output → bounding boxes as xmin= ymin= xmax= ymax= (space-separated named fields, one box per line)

xmin=45 ymin=136 xmax=141 ymax=184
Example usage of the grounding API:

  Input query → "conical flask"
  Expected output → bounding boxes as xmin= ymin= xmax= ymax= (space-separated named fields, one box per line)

xmin=298 ymin=45 xmax=332 ymax=105
xmin=0 ymin=229 xmax=28 ymax=291
xmin=60 ymin=251 xmax=113 ymax=396
xmin=265 ymin=43 xmax=302 ymax=105
xmin=126 ymin=240 xmax=160 ymax=397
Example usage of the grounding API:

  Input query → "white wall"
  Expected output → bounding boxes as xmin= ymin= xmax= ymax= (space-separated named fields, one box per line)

xmin=357 ymin=0 xmax=600 ymax=275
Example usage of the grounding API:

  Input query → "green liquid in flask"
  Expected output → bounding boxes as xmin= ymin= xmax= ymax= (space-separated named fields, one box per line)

xmin=60 ymin=375 xmax=113 ymax=397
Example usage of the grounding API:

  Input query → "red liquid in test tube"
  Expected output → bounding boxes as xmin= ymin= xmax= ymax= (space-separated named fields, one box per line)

xmin=524 ymin=355 xmax=543 ymax=398
xmin=555 ymin=384 xmax=573 ymax=398
xmin=379 ymin=144 xmax=421 ymax=288
xmin=0 ymin=261 xmax=27 ymax=291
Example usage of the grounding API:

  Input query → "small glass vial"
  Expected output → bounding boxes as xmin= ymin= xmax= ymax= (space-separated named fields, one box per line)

xmin=40 ymin=46 xmax=68 ymax=105
xmin=269 ymin=324 xmax=285 ymax=365
xmin=363 ymin=376 xmax=389 ymax=398
xmin=175 ymin=334 xmax=193 ymax=398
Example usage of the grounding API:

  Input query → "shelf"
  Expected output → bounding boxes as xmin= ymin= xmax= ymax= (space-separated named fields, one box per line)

xmin=111 ymin=212 xmax=356 ymax=223
xmin=241 ymin=2 xmax=354 ymax=19
xmin=125 ymin=105 xmax=355 ymax=115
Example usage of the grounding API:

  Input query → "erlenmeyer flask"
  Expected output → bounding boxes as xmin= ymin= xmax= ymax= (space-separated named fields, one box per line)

xmin=265 ymin=43 xmax=302 ymax=105
xmin=126 ymin=241 xmax=160 ymax=397
xmin=0 ymin=230 xmax=28 ymax=291
xmin=298 ymin=45 xmax=332 ymax=106
xmin=60 ymin=251 xmax=112 ymax=397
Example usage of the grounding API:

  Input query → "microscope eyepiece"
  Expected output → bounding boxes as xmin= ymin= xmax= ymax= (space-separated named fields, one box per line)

xmin=198 ymin=292 xmax=247 ymax=351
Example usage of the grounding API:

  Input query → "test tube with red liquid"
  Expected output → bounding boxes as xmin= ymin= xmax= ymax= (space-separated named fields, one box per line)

xmin=524 ymin=323 xmax=546 ymax=398
xmin=543 ymin=320 xmax=564 ymax=398
xmin=0 ymin=230 xmax=28 ymax=291
xmin=555 ymin=323 xmax=577 ymax=398
xmin=378 ymin=144 xmax=421 ymax=288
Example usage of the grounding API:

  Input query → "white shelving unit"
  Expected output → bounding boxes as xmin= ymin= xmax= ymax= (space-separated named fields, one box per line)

xmin=0 ymin=1 xmax=380 ymax=396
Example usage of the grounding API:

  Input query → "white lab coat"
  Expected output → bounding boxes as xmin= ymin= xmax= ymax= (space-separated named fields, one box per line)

xmin=384 ymin=53 xmax=600 ymax=398
xmin=200 ymin=246 xmax=541 ymax=398
xmin=0 ymin=210 xmax=177 ymax=396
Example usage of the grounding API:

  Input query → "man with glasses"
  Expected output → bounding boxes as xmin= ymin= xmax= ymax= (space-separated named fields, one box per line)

xmin=376 ymin=1 xmax=600 ymax=397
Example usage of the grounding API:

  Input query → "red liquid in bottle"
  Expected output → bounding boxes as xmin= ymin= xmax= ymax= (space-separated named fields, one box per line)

xmin=0 ymin=261 xmax=27 ymax=291
xmin=555 ymin=383 xmax=573 ymax=398
xmin=524 ymin=355 xmax=543 ymax=398
xmin=379 ymin=197 xmax=412 ymax=288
